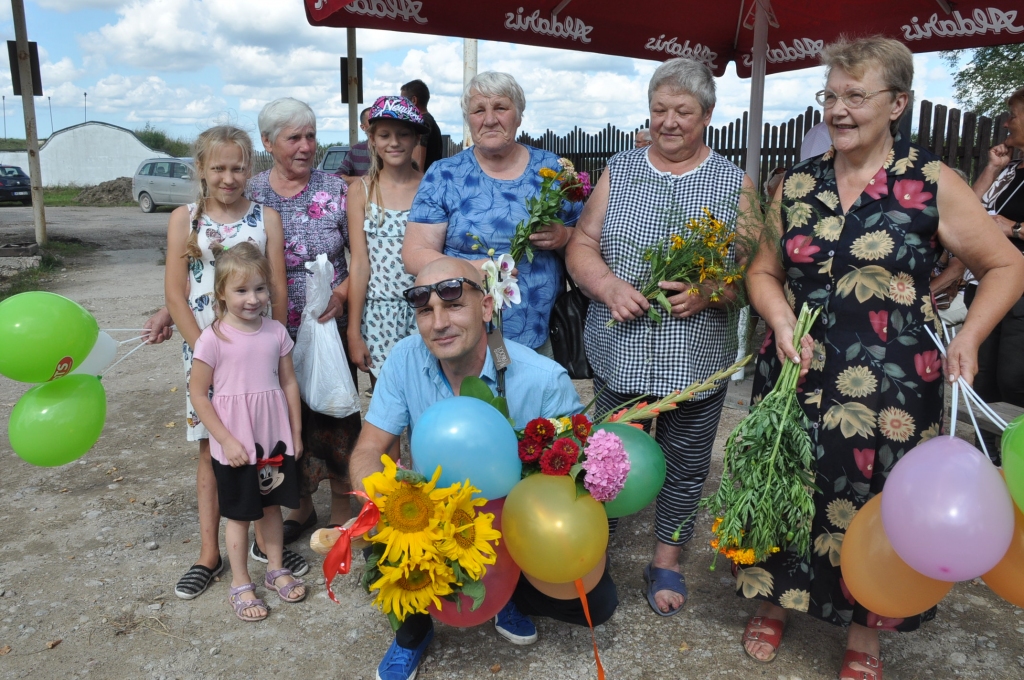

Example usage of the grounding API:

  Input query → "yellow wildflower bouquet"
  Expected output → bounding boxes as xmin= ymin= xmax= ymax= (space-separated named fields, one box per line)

xmin=509 ymin=157 xmax=592 ymax=264
xmin=607 ymin=207 xmax=746 ymax=327
xmin=360 ymin=456 xmax=501 ymax=629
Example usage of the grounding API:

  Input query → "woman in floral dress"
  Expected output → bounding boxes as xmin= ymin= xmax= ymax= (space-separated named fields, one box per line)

xmin=246 ymin=97 xmax=362 ymax=542
xmin=742 ymin=37 xmax=1024 ymax=679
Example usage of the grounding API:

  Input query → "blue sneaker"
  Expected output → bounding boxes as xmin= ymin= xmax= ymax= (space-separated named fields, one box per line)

xmin=376 ymin=627 xmax=434 ymax=680
xmin=494 ymin=599 xmax=538 ymax=645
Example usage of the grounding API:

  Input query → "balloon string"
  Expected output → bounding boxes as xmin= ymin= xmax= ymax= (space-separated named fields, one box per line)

xmin=118 ymin=335 xmax=146 ymax=345
xmin=101 ymin=328 xmax=148 ymax=332
xmin=101 ymin=339 xmax=147 ymax=376
xmin=925 ymin=325 xmax=1008 ymax=430
xmin=574 ymin=578 xmax=605 ymax=680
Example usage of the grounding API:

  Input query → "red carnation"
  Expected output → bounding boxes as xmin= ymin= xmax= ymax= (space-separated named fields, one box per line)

xmin=540 ymin=438 xmax=579 ymax=475
xmin=525 ymin=418 xmax=555 ymax=446
xmin=518 ymin=437 xmax=545 ymax=464
xmin=571 ymin=414 xmax=592 ymax=443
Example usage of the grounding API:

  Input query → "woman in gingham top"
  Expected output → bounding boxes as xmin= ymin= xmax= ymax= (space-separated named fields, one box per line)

xmin=567 ymin=57 xmax=756 ymax=619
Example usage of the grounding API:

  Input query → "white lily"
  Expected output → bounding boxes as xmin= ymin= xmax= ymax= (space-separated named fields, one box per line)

xmin=494 ymin=278 xmax=521 ymax=310
xmin=481 ymin=254 xmax=521 ymax=311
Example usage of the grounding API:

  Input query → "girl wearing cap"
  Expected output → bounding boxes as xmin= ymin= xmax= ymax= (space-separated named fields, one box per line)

xmin=347 ymin=96 xmax=425 ymax=444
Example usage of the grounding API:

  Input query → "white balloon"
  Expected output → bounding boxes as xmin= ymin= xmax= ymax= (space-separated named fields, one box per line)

xmin=71 ymin=332 xmax=117 ymax=376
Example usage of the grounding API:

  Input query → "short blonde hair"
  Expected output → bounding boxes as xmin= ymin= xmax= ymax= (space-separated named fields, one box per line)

xmin=821 ymin=36 xmax=913 ymax=135
xmin=210 ymin=241 xmax=272 ymax=339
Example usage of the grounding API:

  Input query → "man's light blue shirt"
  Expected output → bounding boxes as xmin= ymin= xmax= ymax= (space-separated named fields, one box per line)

xmin=366 ymin=334 xmax=582 ymax=434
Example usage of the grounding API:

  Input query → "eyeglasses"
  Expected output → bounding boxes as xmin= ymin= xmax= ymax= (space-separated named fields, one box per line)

xmin=402 ymin=277 xmax=484 ymax=308
xmin=815 ymin=88 xmax=898 ymax=109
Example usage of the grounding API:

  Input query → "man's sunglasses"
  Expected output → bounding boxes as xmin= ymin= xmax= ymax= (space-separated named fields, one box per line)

xmin=402 ymin=277 xmax=484 ymax=309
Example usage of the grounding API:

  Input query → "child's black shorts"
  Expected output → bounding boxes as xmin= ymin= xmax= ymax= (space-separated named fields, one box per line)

xmin=212 ymin=452 xmax=299 ymax=521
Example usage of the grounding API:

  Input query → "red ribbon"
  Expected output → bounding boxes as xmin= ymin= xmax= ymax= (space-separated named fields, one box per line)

xmin=256 ymin=454 xmax=284 ymax=470
xmin=324 ymin=491 xmax=380 ymax=604
xmin=574 ymin=578 xmax=606 ymax=680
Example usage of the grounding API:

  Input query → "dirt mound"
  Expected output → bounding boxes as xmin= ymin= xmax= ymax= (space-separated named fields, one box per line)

xmin=75 ymin=176 xmax=133 ymax=206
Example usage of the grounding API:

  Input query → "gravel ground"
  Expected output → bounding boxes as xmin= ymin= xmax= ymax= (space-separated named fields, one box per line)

xmin=1 ymin=206 xmax=1023 ymax=680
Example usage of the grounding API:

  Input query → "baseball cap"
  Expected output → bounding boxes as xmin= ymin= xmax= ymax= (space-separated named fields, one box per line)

xmin=368 ymin=95 xmax=429 ymax=134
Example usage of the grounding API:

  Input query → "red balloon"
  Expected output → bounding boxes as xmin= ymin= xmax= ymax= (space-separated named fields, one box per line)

xmin=428 ymin=499 xmax=521 ymax=627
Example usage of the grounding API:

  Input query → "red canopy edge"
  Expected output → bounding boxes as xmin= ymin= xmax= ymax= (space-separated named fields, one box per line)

xmin=305 ymin=1 xmax=1024 ymax=78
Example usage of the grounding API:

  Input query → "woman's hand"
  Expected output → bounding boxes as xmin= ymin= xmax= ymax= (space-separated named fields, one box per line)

xmin=143 ymin=307 xmax=174 ymax=344
xmin=774 ymin=318 xmax=814 ymax=378
xmin=658 ymin=282 xmax=711 ymax=318
xmin=601 ymin=277 xmax=649 ymax=324
xmin=987 ymin=144 xmax=1012 ymax=174
xmin=529 ymin=221 xmax=571 ymax=250
xmin=348 ymin=334 xmax=374 ymax=373
xmin=318 ymin=287 xmax=348 ymax=323
xmin=943 ymin=333 xmax=980 ymax=386
xmin=223 ymin=438 xmax=250 ymax=468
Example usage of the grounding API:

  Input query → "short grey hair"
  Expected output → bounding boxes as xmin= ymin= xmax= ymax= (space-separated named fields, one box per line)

xmin=460 ymin=72 xmax=526 ymax=123
xmin=258 ymin=98 xmax=317 ymax=145
xmin=647 ymin=58 xmax=716 ymax=114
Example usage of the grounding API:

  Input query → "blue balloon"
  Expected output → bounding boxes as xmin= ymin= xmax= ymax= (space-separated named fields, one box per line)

xmin=411 ymin=396 xmax=521 ymax=499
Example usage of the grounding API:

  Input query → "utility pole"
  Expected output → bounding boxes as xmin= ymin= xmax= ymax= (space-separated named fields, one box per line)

xmin=2 ymin=96 xmax=5 ymax=139
xmin=463 ymin=39 xmax=477 ymax=149
xmin=47 ymin=95 xmax=52 ymax=135
xmin=11 ymin=0 xmax=45 ymax=245
xmin=346 ymin=28 xmax=358 ymax=147
xmin=83 ymin=91 xmax=87 ymax=122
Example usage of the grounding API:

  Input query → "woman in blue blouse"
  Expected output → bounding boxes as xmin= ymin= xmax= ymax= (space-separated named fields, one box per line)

xmin=403 ymin=72 xmax=583 ymax=355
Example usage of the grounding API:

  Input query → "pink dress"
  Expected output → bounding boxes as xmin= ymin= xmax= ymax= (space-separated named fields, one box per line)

xmin=192 ymin=318 xmax=295 ymax=465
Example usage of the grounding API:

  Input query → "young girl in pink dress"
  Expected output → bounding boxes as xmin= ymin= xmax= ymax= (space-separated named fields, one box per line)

xmin=189 ymin=242 xmax=305 ymax=622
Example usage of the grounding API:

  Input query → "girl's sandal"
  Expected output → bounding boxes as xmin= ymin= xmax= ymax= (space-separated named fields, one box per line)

xmin=839 ymin=650 xmax=883 ymax=680
xmin=265 ymin=568 xmax=306 ymax=603
xmin=228 ymin=583 xmax=268 ymax=622
xmin=742 ymin=615 xmax=786 ymax=663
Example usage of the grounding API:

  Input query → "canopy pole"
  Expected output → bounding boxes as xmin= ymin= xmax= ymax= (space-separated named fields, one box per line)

xmin=347 ymin=27 xmax=358 ymax=147
xmin=463 ymin=38 xmax=477 ymax=149
xmin=744 ymin=0 xmax=768 ymax=187
xmin=12 ymin=0 xmax=45 ymax=245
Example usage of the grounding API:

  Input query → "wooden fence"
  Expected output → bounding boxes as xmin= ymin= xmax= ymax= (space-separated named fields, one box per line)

xmin=438 ymin=99 xmax=1010 ymax=185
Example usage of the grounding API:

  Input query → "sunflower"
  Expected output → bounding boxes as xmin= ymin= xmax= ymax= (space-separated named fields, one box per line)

xmin=836 ymin=365 xmax=878 ymax=398
xmin=364 ymin=455 xmax=449 ymax=564
xmin=922 ymin=160 xmax=942 ymax=184
xmin=826 ymin=499 xmax=856 ymax=530
xmin=784 ymin=172 xmax=815 ymax=199
xmin=888 ymin=272 xmax=916 ymax=305
xmin=816 ymin=190 xmax=839 ymax=211
xmin=370 ymin=557 xmax=455 ymax=621
xmin=437 ymin=483 xmax=500 ymax=581
xmin=919 ymin=422 xmax=940 ymax=442
xmin=814 ymin=216 xmax=844 ymax=241
xmin=778 ymin=589 xmax=810 ymax=612
xmin=850 ymin=231 xmax=894 ymax=261
xmin=878 ymin=407 xmax=916 ymax=442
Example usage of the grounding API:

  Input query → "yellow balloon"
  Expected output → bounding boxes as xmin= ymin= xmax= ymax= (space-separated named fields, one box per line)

xmin=982 ymin=473 xmax=1024 ymax=607
xmin=503 ymin=474 xmax=608 ymax=584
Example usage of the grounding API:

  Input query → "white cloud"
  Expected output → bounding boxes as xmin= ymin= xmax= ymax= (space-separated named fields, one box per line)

xmin=36 ymin=0 xmax=129 ymax=10
xmin=88 ymin=73 xmax=227 ymax=126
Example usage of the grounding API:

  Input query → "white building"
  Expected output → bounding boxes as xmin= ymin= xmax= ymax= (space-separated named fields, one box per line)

xmin=0 ymin=121 xmax=170 ymax=186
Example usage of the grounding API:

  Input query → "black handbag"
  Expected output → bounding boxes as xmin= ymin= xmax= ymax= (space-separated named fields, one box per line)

xmin=548 ymin=269 xmax=593 ymax=380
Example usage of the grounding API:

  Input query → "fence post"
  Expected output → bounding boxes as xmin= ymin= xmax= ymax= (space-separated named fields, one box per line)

xmin=918 ymin=100 xmax=933 ymax=150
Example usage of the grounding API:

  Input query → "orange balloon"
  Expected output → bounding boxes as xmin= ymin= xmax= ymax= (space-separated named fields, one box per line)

xmin=841 ymin=493 xmax=954 ymax=618
xmin=982 ymin=496 xmax=1024 ymax=607
xmin=524 ymin=553 xmax=607 ymax=600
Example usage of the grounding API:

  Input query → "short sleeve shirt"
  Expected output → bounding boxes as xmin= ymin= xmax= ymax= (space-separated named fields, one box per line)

xmin=408 ymin=145 xmax=584 ymax=348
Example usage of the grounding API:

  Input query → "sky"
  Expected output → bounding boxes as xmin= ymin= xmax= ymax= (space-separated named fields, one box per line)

xmin=0 ymin=0 xmax=963 ymax=146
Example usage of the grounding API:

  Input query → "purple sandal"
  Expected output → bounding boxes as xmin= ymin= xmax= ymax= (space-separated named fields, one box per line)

xmin=265 ymin=568 xmax=306 ymax=603
xmin=228 ymin=583 xmax=268 ymax=622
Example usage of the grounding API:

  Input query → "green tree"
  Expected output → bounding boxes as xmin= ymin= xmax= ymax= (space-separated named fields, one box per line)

xmin=134 ymin=122 xmax=192 ymax=157
xmin=941 ymin=45 xmax=1024 ymax=117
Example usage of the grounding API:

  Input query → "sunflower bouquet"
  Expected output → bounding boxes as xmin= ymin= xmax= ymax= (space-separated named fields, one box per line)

xmin=360 ymin=455 xmax=501 ymax=629
xmin=516 ymin=414 xmax=631 ymax=502
xmin=509 ymin=157 xmax=591 ymax=264
xmin=608 ymin=207 xmax=745 ymax=327
xmin=700 ymin=303 xmax=822 ymax=567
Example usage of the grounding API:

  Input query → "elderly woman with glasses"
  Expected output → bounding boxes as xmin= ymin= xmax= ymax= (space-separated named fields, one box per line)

xmin=741 ymin=36 xmax=1024 ymax=679
xmin=402 ymin=71 xmax=584 ymax=356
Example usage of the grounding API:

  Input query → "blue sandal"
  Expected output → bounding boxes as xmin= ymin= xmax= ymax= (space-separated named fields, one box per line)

xmin=643 ymin=563 xmax=688 ymax=617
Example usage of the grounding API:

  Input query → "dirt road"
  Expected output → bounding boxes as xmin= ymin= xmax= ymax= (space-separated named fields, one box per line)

xmin=1 ymin=207 xmax=1022 ymax=680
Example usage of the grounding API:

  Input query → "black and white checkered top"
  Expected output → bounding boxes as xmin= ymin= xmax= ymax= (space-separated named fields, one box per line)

xmin=583 ymin=147 xmax=745 ymax=399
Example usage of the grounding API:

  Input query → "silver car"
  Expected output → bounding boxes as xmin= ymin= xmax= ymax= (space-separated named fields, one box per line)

xmin=132 ymin=158 xmax=194 ymax=213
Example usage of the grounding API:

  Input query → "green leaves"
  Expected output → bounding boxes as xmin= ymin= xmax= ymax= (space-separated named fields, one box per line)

xmin=459 ymin=376 xmax=510 ymax=418
xmin=460 ymin=578 xmax=487 ymax=611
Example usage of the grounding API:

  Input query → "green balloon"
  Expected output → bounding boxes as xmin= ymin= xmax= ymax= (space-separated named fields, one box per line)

xmin=1002 ymin=415 xmax=1024 ymax=512
xmin=0 ymin=291 xmax=98 ymax=383
xmin=595 ymin=422 xmax=667 ymax=518
xmin=9 ymin=375 xmax=107 ymax=466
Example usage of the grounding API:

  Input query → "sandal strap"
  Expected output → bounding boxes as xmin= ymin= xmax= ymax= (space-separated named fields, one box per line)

xmin=743 ymin=616 xmax=785 ymax=647
xmin=840 ymin=650 xmax=883 ymax=680
xmin=229 ymin=582 xmax=257 ymax=597
xmin=265 ymin=568 xmax=293 ymax=583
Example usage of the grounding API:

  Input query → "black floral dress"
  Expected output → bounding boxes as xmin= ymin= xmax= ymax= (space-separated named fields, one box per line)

xmin=739 ymin=133 xmax=945 ymax=631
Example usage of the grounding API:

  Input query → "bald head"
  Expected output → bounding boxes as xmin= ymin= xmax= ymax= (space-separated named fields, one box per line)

xmin=416 ymin=256 xmax=484 ymax=288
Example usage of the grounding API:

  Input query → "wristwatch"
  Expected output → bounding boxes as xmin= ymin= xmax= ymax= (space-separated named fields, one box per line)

xmin=1014 ymin=222 xmax=1023 ymax=239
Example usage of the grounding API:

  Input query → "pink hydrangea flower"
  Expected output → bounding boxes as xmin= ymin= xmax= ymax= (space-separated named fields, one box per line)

xmin=581 ymin=429 xmax=630 ymax=502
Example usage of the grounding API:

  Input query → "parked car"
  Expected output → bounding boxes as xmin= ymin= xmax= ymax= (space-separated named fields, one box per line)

xmin=132 ymin=157 xmax=194 ymax=213
xmin=0 ymin=165 xmax=32 ymax=205
xmin=317 ymin=145 xmax=351 ymax=175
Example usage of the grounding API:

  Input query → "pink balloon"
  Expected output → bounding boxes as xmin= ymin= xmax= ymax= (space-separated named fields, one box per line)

xmin=428 ymin=499 xmax=521 ymax=627
xmin=881 ymin=436 xmax=1014 ymax=582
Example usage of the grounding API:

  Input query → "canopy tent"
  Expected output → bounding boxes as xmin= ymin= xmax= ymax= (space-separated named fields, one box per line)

xmin=305 ymin=0 xmax=1024 ymax=180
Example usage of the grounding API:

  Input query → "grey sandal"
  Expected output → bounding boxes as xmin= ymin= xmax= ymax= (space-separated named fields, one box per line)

xmin=228 ymin=583 xmax=268 ymax=622
xmin=265 ymin=568 xmax=306 ymax=603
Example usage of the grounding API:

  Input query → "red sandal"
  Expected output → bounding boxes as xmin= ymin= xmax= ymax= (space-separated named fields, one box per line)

xmin=839 ymin=650 xmax=883 ymax=680
xmin=742 ymin=615 xmax=786 ymax=662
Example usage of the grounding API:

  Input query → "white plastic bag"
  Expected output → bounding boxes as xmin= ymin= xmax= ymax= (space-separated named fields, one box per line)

xmin=292 ymin=254 xmax=360 ymax=418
